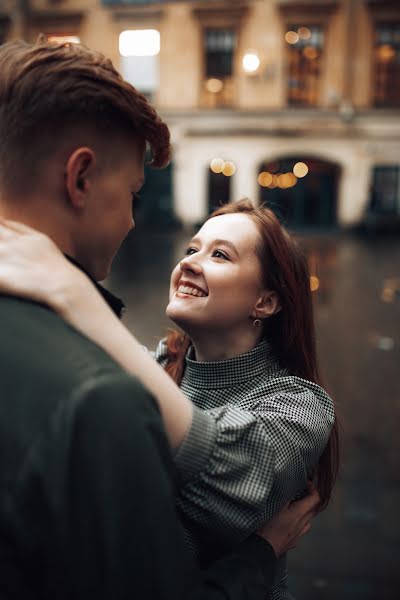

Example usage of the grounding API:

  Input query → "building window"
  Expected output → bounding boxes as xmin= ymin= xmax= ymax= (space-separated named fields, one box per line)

xmin=202 ymin=29 xmax=236 ymax=108
xmin=205 ymin=29 xmax=236 ymax=78
xmin=285 ymin=24 xmax=324 ymax=107
xmin=370 ymin=166 xmax=400 ymax=215
xmin=373 ymin=23 xmax=400 ymax=107
xmin=119 ymin=29 xmax=160 ymax=102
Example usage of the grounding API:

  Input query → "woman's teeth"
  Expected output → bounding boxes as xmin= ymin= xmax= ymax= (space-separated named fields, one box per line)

xmin=178 ymin=285 xmax=207 ymax=297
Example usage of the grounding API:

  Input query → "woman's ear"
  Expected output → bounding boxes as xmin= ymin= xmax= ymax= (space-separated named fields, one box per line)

xmin=64 ymin=147 xmax=96 ymax=210
xmin=254 ymin=290 xmax=281 ymax=319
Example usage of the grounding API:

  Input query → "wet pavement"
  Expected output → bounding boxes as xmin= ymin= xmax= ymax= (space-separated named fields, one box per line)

xmin=107 ymin=226 xmax=400 ymax=600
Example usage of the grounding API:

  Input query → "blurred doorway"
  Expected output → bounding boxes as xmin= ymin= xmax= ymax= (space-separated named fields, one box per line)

xmin=208 ymin=169 xmax=231 ymax=213
xmin=134 ymin=161 xmax=175 ymax=228
xmin=258 ymin=157 xmax=340 ymax=231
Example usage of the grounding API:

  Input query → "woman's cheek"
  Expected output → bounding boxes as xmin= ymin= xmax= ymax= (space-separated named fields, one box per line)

xmin=169 ymin=266 xmax=180 ymax=299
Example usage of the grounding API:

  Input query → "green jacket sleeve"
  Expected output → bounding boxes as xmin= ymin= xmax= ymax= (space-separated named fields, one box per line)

xmin=11 ymin=373 xmax=275 ymax=600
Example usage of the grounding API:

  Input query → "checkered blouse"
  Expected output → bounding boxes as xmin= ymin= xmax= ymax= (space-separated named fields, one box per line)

xmin=154 ymin=338 xmax=335 ymax=600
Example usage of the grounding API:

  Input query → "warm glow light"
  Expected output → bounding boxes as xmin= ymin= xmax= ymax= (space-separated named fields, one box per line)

xmin=210 ymin=158 xmax=225 ymax=174
xmin=258 ymin=172 xmax=273 ymax=187
xmin=381 ymin=287 xmax=395 ymax=303
xmin=298 ymin=26 xmax=311 ymax=40
xmin=310 ymin=275 xmax=320 ymax=292
xmin=222 ymin=161 xmax=236 ymax=177
xmin=119 ymin=29 xmax=160 ymax=57
xmin=267 ymin=174 xmax=278 ymax=189
xmin=277 ymin=173 xmax=297 ymax=190
xmin=47 ymin=35 xmax=80 ymax=44
xmin=303 ymin=46 xmax=318 ymax=60
xmin=242 ymin=52 xmax=261 ymax=73
xmin=377 ymin=44 xmax=395 ymax=62
xmin=285 ymin=31 xmax=299 ymax=45
xmin=277 ymin=172 xmax=298 ymax=189
xmin=277 ymin=173 xmax=291 ymax=189
xmin=206 ymin=78 xmax=224 ymax=93
xmin=293 ymin=162 xmax=309 ymax=178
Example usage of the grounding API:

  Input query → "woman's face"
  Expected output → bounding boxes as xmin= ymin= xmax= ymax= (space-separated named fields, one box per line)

xmin=166 ymin=213 xmax=266 ymax=334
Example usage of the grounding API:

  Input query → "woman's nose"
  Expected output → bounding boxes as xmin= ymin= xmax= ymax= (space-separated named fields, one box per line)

xmin=179 ymin=255 xmax=202 ymax=274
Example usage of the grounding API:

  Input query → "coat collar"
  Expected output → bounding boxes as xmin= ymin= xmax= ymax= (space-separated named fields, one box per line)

xmin=66 ymin=255 xmax=125 ymax=319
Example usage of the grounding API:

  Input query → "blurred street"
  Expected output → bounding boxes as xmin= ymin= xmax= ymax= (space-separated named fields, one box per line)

xmin=107 ymin=225 xmax=400 ymax=600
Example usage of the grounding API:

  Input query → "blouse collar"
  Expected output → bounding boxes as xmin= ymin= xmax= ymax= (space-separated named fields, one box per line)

xmin=184 ymin=339 xmax=281 ymax=389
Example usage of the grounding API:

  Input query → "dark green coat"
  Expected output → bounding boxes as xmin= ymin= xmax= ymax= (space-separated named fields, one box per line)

xmin=0 ymin=296 xmax=275 ymax=599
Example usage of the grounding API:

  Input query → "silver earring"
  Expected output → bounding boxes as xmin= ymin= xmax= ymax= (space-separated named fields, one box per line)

xmin=253 ymin=313 xmax=262 ymax=327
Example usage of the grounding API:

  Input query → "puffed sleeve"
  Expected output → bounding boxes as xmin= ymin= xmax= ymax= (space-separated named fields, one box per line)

xmin=174 ymin=377 xmax=335 ymax=543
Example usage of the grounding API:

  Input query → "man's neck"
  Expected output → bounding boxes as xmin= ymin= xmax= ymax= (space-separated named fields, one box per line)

xmin=0 ymin=201 xmax=76 ymax=261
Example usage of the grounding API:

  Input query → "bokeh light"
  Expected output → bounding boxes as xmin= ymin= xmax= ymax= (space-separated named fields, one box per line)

xmin=268 ymin=174 xmax=278 ymax=189
xmin=293 ymin=162 xmax=309 ymax=178
xmin=206 ymin=78 xmax=224 ymax=93
xmin=258 ymin=172 xmax=273 ymax=187
xmin=377 ymin=44 xmax=395 ymax=62
xmin=222 ymin=161 xmax=236 ymax=177
xmin=242 ymin=52 xmax=261 ymax=73
xmin=310 ymin=275 xmax=320 ymax=292
xmin=285 ymin=31 xmax=299 ymax=45
xmin=210 ymin=158 xmax=225 ymax=173
xmin=298 ymin=26 xmax=311 ymax=40
xmin=303 ymin=46 xmax=318 ymax=60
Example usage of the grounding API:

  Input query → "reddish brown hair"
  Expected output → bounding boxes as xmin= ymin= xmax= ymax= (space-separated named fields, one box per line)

xmin=165 ymin=198 xmax=339 ymax=509
xmin=0 ymin=35 xmax=170 ymax=193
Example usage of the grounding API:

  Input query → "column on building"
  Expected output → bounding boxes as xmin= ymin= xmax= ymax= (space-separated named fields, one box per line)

xmin=337 ymin=156 xmax=371 ymax=226
xmin=231 ymin=154 xmax=260 ymax=204
xmin=172 ymin=142 xmax=208 ymax=226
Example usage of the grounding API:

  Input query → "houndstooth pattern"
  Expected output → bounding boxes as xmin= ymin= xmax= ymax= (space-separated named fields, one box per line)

xmin=154 ymin=339 xmax=335 ymax=600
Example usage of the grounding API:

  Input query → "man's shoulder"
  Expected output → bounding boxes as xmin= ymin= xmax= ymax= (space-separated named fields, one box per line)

xmin=0 ymin=296 xmax=121 ymax=377
xmin=0 ymin=297 xmax=164 ymax=485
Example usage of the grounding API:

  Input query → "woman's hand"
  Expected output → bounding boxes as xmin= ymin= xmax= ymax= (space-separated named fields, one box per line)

xmin=0 ymin=218 xmax=87 ymax=313
xmin=257 ymin=485 xmax=320 ymax=558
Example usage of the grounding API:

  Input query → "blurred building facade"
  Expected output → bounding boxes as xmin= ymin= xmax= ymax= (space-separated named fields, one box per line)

xmin=2 ymin=0 xmax=400 ymax=230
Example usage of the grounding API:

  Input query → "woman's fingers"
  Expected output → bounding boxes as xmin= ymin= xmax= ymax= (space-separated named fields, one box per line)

xmin=291 ymin=487 xmax=320 ymax=517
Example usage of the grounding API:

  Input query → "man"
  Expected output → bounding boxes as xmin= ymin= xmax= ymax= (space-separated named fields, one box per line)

xmin=0 ymin=37 xmax=318 ymax=599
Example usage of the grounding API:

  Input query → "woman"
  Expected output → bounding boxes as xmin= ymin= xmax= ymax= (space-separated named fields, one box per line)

xmin=0 ymin=199 xmax=339 ymax=599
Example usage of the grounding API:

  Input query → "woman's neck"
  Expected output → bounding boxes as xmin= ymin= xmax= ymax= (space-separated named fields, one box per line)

xmin=189 ymin=327 xmax=263 ymax=363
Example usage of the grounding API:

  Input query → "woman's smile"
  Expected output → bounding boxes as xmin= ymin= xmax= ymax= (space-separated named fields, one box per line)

xmin=176 ymin=279 xmax=208 ymax=298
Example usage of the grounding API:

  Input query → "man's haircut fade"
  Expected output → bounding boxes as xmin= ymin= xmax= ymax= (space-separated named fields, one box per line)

xmin=0 ymin=35 xmax=170 ymax=193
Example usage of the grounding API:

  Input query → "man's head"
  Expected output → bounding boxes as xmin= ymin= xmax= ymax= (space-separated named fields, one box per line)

xmin=0 ymin=36 xmax=170 ymax=279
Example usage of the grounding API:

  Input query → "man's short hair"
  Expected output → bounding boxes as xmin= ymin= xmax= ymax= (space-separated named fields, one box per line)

xmin=0 ymin=35 xmax=170 ymax=193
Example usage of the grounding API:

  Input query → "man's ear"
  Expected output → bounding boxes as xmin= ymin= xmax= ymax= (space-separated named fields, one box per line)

xmin=253 ymin=290 xmax=281 ymax=319
xmin=65 ymin=147 xmax=96 ymax=210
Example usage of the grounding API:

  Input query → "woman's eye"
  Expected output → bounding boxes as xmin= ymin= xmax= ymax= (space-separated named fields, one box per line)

xmin=213 ymin=249 xmax=229 ymax=260
xmin=185 ymin=247 xmax=197 ymax=256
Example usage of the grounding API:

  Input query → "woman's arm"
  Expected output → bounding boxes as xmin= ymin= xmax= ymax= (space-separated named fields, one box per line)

xmin=175 ymin=380 xmax=334 ymax=545
xmin=0 ymin=219 xmax=192 ymax=449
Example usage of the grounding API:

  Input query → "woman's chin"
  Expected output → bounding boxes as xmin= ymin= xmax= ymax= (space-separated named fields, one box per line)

xmin=166 ymin=305 xmax=194 ymax=331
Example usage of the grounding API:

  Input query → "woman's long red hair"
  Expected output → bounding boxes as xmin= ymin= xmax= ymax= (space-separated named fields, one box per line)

xmin=165 ymin=198 xmax=339 ymax=509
